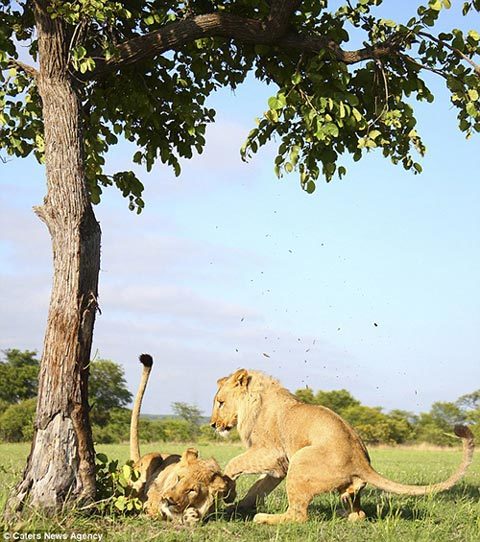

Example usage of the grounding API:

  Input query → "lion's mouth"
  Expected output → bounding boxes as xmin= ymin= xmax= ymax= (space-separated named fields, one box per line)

xmin=216 ymin=426 xmax=233 ymax=438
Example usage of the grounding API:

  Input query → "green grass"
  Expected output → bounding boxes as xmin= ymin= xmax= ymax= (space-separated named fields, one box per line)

xmin=1 ymin=442 xmax=479 ymax=541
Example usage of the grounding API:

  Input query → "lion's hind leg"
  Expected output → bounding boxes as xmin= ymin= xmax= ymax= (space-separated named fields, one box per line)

xmin=339 ymin=478 xmax=366 ymax=521
xmin=254 ymin=446 xmax=351 ymax=525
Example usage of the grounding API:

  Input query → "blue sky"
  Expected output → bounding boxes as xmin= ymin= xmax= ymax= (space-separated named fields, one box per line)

xmin=1 ymin=3 xmax=479 ymax=416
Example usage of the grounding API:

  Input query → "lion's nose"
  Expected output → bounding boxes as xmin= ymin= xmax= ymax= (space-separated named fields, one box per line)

xmin=166 ymin=497 xmax=176 ymax=506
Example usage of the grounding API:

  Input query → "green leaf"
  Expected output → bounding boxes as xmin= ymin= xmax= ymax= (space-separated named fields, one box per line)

xmin=468 ymin=30 xmax=480 ymax=41
xmin=429 ymin=0 xmax=443 ymax=11
xmin=468 ymin=89 xmax=479 ymax=101
xmin=292 ymin=72 xmax=302 ymax=85
xmin=466 ymin=102 xmax=478 ymax=117
xmin=96 ymin=453 xmax=108 ymax=464
xmin=381 ymin=19 xmax=398 ymax=28
xmin=352 ymin=108 xmax=363 ymax=122
xmin=114 ymin=497 xmax=126 ymax=511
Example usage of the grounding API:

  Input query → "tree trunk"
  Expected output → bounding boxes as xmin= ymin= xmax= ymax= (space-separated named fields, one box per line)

xmin=5 ymin=3 xmax=100 ymax=516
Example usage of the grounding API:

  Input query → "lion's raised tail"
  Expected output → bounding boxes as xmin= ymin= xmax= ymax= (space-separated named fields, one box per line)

xmin=362 ymin=425 xmax=474 ymax=495
xmin=130 ymin=353 xmax=154 ymax=463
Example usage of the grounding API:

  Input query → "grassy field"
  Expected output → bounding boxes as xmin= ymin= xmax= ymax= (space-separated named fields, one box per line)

xmin=1 ymin=441 xmax=479 ymax=541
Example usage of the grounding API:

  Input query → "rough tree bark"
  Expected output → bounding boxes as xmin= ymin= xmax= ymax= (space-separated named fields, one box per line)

xmin=5 ymin=2 xmax=100 ymax=515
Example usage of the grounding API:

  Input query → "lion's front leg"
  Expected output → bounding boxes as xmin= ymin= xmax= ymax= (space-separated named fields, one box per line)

xmin=238 ymin=474 xmax=283 ymax=512
xmin=224 ymin=449 xmax=287 ymax=480
xmin=225 ymin=449 xmax=287 ymax=514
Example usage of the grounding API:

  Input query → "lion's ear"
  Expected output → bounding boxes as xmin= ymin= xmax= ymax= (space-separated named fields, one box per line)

xmin=181 ymin=447 xmax=199 ymax=465
xmin=217 ymin=376 xmax=228 ymax=387
xmin=204 ymin=457 xmax=221 ymax=471
xmin=221 ymin=475 xmax=236 ymax=503
xmin=233 ymin=369 xmax=250 ymax=388
xmin=209 ymin=474 xmax=236 ymax=503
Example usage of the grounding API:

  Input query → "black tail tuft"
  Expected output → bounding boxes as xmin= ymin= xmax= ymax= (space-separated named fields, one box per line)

xmin=454 ymin=424 xmax=474 ymax=440
xmin=139 ymin=353 xmax=153 ymax=367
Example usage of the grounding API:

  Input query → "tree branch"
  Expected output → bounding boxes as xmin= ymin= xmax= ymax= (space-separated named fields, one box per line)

xmin=264 ymin=0 xmax=302 ymax=37
xmin=419 ymin=31 xmax=480 ymax=76
xmin=5 ymin=59 xmax=39 ymax=79
xmin=400 ymin=53 xmax=448 ymax=80
xmin=88 ymin=13 xmax=256 ymax=77
xmin=89 ymin=10 xmax=406 ymax=80
xmin=90 ymin=0 xmax=304 ymax=78
xmin=277 ymin=33 xmax=404 ymax=64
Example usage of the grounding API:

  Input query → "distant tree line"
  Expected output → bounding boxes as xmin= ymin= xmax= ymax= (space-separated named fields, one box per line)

xmin=0 ymin=349 xmax=478 ymax=446
xmin=295 ymin=387 xmax=480 ymax=446
xmin=0 ymin=349 xmax=225 ymax=444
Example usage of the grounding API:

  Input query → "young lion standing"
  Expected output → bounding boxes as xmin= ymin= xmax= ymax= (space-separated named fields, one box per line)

xmin=210 ymin=369 xmax=474 ymax=525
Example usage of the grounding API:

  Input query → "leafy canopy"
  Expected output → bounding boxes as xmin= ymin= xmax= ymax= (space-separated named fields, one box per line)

xmin=1 ymin=0 xmax=479 ymax=207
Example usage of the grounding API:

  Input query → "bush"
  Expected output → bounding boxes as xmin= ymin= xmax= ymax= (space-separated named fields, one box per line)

xmin=0 ymin=398 xmax=36 ymax=442
xmin=159 ymin=418 xmax=192 ymax=441
xmin=342 ymin=405 xmax=414 ymax=445
xmin=93 ymin=408 xmax=131 ymax=443
xmin=0 ymin=399 xmax=10 ymax=415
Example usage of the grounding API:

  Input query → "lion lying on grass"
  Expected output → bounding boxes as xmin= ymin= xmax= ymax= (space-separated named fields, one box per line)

xmin=130 ymin=354 xmax=235 ymax=523
xmin=210 ymin=369 xmax=474 ymax=525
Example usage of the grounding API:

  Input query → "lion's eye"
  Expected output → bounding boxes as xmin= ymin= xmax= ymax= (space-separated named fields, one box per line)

xmin=218 ymin=400 xmax=224 ymax=408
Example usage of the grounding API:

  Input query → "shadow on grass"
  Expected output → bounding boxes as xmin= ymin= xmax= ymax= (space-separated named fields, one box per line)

xmin=305 ymin=501 xmax=427 ymax=523
xmin=306 ymin=483 xmax=479 ymax=523
xmin=199 ymin=479 xmax=480 ymax=527
xmin=213 ymin=483 xmax=479 ymax=525
xmin=435 ymin=483 xmax=480 ymax=501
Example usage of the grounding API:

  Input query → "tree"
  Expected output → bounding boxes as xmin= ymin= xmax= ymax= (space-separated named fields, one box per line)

xmin=456 ymin=390 xmax=480 ymax=411
xmin=89 ymin=359 xmax=133 ymax=426
xmin=0 ymin=350 xmax=39 ymax=404
xmin=1 ymin=0 xmax=479 ymax=514
xmin=456 ymin=390 xmax=480 ymax=442
xmin=294 ymin=387 xmax=316 ymax=404
xmin=315 ymin=389 xmax=361 ymax=414
xmin=295 ymin=388 xmax=361 ymax=412
xmin=171 ymin=401 xmax=204 ymax=437
xmin=429 ymin=401 xmax=466 ymax=428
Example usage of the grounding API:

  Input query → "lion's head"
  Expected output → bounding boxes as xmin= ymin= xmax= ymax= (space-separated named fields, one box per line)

xmin=210 ymin=369 xmax=252 ymax=436
xmin=156 ymin=448 xmax=235 ymax=523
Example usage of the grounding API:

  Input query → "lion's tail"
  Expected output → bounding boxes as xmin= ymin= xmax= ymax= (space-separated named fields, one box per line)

xmin=362 ymin=425 xmax=474 ymax=495
xmin=130 ymin=353 xmax=154 ymax=463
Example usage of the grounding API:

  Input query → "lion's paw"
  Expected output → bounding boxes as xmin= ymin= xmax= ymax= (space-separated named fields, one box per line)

xmin=253 ymin=512 xmax=271 ymax=524
xmin=347 ymin=510 xmax=366 ymax=522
